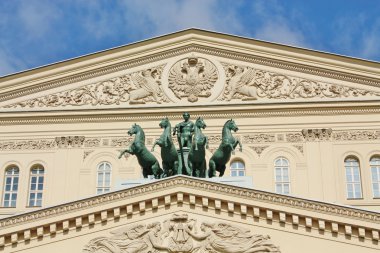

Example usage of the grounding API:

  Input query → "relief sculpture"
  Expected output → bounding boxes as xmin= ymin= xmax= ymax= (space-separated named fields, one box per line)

xmin=83 ymin=213 xmax=280 ymax=253
xmin=168 ymin=56 xmax=218 ymax=102
xmin=5 ymin=65 xmax=168 ymax=108
xmin=220 ymin=63 xmax=380 ymax=101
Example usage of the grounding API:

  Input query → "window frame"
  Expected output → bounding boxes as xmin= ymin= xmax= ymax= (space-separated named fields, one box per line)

xmin=344 ymin=157 xmax=363 ymax=200
xmin=2 ymin=166 xmax=20 ymax=208
xmin=274 ymin=157 xmax=291 ymax=195
xmin=27 ymin=165 xmax=45 ymax=207
xmin=96 ymin=161 xmax=112 ymax=194
xmin=230 ymin=160 xmax=245 ymax=177
xmin=370 ymin=156 xmax=380 ymax=198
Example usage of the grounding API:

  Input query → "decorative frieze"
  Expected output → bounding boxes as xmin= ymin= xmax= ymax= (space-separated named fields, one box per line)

xmin=286 ymin=133 xmax=304 ymax=142
xmin=55 ymin=136 xmax=85 ymax=148
xmin=0 ymin=139 xmax=55 ymax=151
xmin=333 ymin=130 xmax=380 ymax=141
xmin=5 ymin=65 xmax=168 ymax=108
xmin=243 ymin=134 xmax=276 ymax=143
xmin=110 ymin=137 xmax=133 ymax=147
xmin=302 ymin=128 xmax=332 ymax=141
xmin=83 ymin=138 xmax=101 ymax=147
xmin=83 ymin=213 xmax=280 ymax=253
xmin=220 ymin=63 xmax=380 ymax=101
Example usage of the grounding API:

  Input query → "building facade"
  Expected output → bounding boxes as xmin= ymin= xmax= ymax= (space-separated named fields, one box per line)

xmin=0 ymin=29 xmax=379 ymax=252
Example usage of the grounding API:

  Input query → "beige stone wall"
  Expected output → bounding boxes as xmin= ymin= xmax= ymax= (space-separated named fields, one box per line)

xmin=1 ymin=110 xmax=380 ymax=218
xmin=1 ymin=29 xmax=380 ymax=218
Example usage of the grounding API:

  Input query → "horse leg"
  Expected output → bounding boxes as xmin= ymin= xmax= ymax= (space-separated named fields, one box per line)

xmin=201 ymin=160 xmax=206 ymax=178
xmin=173 ymin=161 xmax=179 ymax=176
xmin=152 ymin=162 xmax=163 ymax=179
xmin=142 ymin=167 xmax=149 ymax=178
xmin=208 ymin=159 xmax=216 ymax=178
xmin=187 ymin=160 xmax=193 ymax=177
xmin=219 ymin=164 xmax=226 ymax=177
xmin=162 ymin=161 xmax=168 ymax=178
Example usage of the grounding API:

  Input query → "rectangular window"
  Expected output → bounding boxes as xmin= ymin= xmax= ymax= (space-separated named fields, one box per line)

xmin=2 ymin=167 xmax=19 ymax=207
xmin=28 ymin=167 xmax=44 ymax=207
xmin=345 ymin=158 xmax=362 ymax=199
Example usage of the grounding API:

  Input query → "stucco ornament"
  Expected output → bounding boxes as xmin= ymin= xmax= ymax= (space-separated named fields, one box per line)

xmin=82 ymin=213 xmax=280 ymax=253
xmin=5 ymin=65 xmax=168 ymax=108
xmin=168 ymin=56 xmax=218 ymax=102
xmin=220 ymin=63 xmax=380 ymax=101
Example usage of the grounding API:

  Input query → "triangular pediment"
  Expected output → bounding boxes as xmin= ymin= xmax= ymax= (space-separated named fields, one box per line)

xmin=0 ymin=176 xmax=379 ymax=252
xmin=1 ymin=29 xmax=380 ymax=115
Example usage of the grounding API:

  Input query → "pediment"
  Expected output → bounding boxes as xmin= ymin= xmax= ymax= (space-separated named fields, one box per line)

xmin=1 ymin=29 xmax=380 ymax=114
xmin=0 ymin=176 xmax=379 ymax=252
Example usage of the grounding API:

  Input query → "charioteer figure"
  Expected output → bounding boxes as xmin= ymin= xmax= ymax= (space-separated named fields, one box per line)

xmin=173 ymin=112 xmax=194 ymax=175
xmin=173 ymin=112 xmax=194 ymax=148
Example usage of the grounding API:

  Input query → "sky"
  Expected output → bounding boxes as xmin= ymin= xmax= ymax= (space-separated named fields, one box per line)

xmin=0 ymin=0 xmax=380 ymax=77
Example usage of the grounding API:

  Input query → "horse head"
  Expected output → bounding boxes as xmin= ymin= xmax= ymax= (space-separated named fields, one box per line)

xmin=128 ymin=123 xmax=139 ymax=136
xmin=159 ymin=117 xmax=170 ymax=129
xmin=195 ymin=117 xmax=207 ymax=130
xmin=224 ymin=119 xmax=238 ymax=132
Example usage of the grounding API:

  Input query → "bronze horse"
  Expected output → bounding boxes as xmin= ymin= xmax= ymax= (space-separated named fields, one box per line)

xmin=152 ymin=118 xmax=178 ymax=177
xmin=188 ymin=117 xmax=208 ymax=177
xmin=208 ymin=119 xmax=242 ymax=178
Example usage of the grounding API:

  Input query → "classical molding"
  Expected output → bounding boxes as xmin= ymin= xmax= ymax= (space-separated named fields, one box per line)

xmin=302 ymin=128 xmax=333 ymax=141
xmin=1 ymin=176 xmax=379 ymax=231
xmin=1 ymin=129 xmax=380 ymax=151
xmin=219 ymin=63 xmax=380 ymax=101
xmin=0 ymin=176 xmax=379 ymax=249
xmin=2 ymin=44 xmax=380 ymax=106
xmin=82 ymin=213 xmax=280 ymax=253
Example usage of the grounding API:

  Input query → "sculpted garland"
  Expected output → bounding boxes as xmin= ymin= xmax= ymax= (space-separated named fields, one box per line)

xmin=82 ymin=213 xmax=281 ymax=253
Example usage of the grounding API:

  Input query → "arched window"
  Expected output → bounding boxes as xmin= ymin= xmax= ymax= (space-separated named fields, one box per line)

xmin=344 ymin=157 xmax=362 ymax=199
xmin=370 ymin=156 xmax=380 ymax=198
xmin=274 ymin=157 xmax=290 ymax=195
xmin=230 ymin=161 xmax=245 ymax=177
xmin=97 ymin=162 xmax=112 ymax=194
xmin=28 ymin=165 xmax=45 ymax=207
xmin=2 ymin=166 xmax=19 ymax=207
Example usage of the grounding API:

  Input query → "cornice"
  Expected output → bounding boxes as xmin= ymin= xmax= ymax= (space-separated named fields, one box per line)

xmin=0 ymin=176 xmax=379 ymax=248
xmin=0 ymin=176 xmax=379 ymax=230
xmin=1 ymin=103 xmax=380 ymax=125
xmin=1 ymin=44 xmax=380 ymax=104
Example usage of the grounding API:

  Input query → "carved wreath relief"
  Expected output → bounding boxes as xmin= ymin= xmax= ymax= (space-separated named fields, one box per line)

xmin=83 ymin=214 xmax=280 ymax=253
xmin=220 ymin=63 xmax=380 ymax=101
xmin=168 ymin=56 xmax=218 ymax=102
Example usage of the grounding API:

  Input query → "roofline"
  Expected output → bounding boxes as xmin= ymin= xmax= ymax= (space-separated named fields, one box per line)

xmin=1 ymin=174 xmax=378 ymax=223
xmin=1 ymin=28 xmax=380 ymax=81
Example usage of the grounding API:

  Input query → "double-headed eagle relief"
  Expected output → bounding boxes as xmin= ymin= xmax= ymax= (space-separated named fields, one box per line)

xmin=168 ymin=56 xmax=218 ymax=102
xmin=83 ymin=213 xmax=281 ymax=253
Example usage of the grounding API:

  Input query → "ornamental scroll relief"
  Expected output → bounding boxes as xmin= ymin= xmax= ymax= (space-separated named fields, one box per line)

xmin=5 ymin=65 xmax=169 ymax=108
xmin=219 ymin=63 xmax=380 ymax=101
xmin=82 ymin=213 xmax=280 ymax=253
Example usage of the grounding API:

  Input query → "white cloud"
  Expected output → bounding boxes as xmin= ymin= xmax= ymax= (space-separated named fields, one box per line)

xmin=0 ymin=49 xmax=27 ymax=77
xmin=116 ymin=0 xmax=245 ymax=38
xmin=250 ymin=0 xmax=308 ymax=48
xmin=17 ymin=0 xmax=62 ymax=39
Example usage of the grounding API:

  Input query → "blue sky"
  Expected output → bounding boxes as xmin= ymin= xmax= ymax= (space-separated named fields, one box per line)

xmin=0 ymin=0 xmax=379 ymax=77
